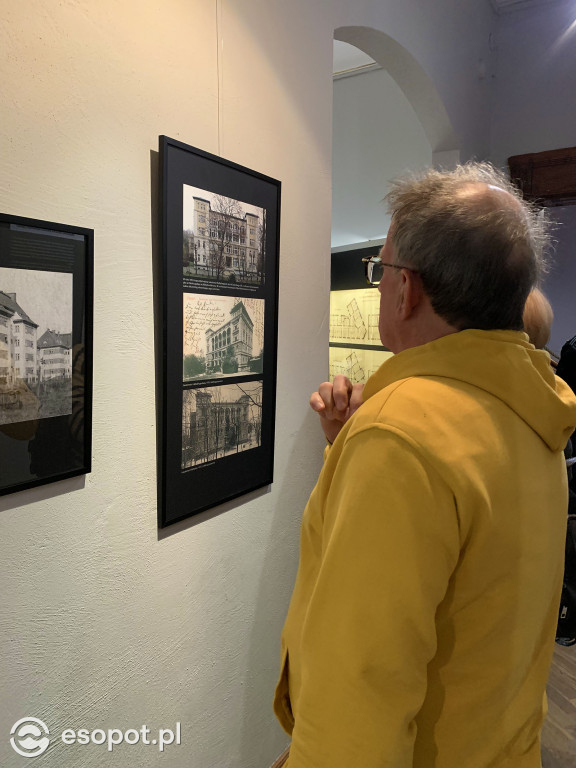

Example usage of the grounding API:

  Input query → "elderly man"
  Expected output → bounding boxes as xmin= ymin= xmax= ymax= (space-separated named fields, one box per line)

xmin=274 ymin=163 xmax=576 ymax=767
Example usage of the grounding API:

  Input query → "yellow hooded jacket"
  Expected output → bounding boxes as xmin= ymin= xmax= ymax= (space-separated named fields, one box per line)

xmin=274 ymin=330 xmax=576 ymax=768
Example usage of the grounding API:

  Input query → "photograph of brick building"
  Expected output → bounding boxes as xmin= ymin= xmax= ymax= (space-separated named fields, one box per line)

xmin=0 ymin=291 xmax=39 ymax=388
xmin=37 ymin=330 xmax=73 ymax=382
xmin=183 ymin=186 xmax=266 ymax=285
xmin=0 ymin=268 xmax=73 ymax=425
xmin=183 ymin=294 xmax=264 ymax=381
xmin=205 ymin=300 xmax=255 ymax=374
xmin=181 ymin=382 xmax=263 ymax=468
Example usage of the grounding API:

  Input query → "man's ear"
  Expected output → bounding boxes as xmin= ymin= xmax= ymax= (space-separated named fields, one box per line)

xmin=398 ymin=269 xmax=424 ymax=320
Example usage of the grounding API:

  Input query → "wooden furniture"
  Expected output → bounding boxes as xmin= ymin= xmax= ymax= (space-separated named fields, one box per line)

xmin=509 ymin=146 xmax=576 ymax=206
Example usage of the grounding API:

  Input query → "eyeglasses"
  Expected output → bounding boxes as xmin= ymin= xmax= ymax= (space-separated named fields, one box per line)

xmin=361 ymin=255 xmax=416 ymax=286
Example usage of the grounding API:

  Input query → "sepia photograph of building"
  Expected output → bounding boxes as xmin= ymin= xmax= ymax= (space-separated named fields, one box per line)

xmin=183 ymin=185 xmax=266 ymax=285
xmin=0 ymin=267 xmax=73 ymax=426
xmin=183 ymin=294 xmax=264 ymax=380
xmin=182 ymin=382 xmax=263 ymax=468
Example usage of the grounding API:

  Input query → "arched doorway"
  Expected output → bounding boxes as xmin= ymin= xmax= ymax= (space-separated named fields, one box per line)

xmin=332 ymin=26 xmax=460 ymax=248
xmin=329 ymin=27 xmax=459 ymax=382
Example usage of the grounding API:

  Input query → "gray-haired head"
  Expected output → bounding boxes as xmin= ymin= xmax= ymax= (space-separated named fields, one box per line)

xmin=523 ymin=287 xmax=554 ymax=350
xmin=385 ymin=162 xmax=552 ymax=331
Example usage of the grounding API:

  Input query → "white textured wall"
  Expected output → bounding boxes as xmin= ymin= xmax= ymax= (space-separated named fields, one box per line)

xmin=489 ymin=0 xmax=576 ymax=361
xmin=0 ymin=1 xmax=496 ymax=766
xmin=490 ymin=0 xmax=576 ymax=170
xmin=331 ymin=0 xmax=497 ymax=248
xmin=333 ymin=0 xmax=496 ymax=163
xmin=544 ymin=206 xmax=576 ymax=356
xmin=332 ymin=68 xmax=432 ymax=248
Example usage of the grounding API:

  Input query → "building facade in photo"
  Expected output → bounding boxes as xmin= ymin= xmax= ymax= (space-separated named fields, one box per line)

xmin=184 ymin=196 xmax=263 ymax=282
xmin=182 ymin=389 xmax=260 ymax=467
xmin=0 ymin=301 xmax=15 ymax=389
xmin=0 ymin=291 xmax=39 ymax=386
xmin=205 ymin=301 xmax=254 ymax=373
xmin=37 ymin=330 xmax=73 ymax=382
xmin=0 ymin=290 xmax=72 ymax=394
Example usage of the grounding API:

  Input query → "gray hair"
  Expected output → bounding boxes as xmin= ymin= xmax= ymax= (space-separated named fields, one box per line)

xmin=385 ymin=162 xmax=552 ymax=331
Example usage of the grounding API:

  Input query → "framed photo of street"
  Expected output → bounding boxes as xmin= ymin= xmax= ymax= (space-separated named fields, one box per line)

xmin=158 ymin=136 xmax=281 ymax=527
xmin=0 ymin=212 xmax=93 ymax=496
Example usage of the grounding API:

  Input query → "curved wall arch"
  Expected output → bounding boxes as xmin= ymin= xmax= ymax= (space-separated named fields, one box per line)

xmin=334 ymin=25 xmax=460 ymax=167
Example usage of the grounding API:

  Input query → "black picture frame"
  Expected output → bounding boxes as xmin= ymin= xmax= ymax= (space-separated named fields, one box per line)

xmin=0 ymin=213 xmax=93 ymax=496
xmin=158 ymin=136 xmax=281 ymax=527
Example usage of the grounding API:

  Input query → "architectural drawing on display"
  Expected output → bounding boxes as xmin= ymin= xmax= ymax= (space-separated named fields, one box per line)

xmin=329 ymin=350 xmax=366 ymax=384
xmin=328 ymin=346 xmax=394 ymax=387
xmin=330 ymin=298 xmax=366 ymax=341
xmin=183 ymin=187 xmax=265 ymax=285
xmin=330 ymin=302 xmax=380 ymax=343
xmin=367 ymin=313 xmax=380 ymax=341
xmin=330 ymin=289 xmax=385 ymax=346
xmin=182 ymin=382 xmax=263 ymax=468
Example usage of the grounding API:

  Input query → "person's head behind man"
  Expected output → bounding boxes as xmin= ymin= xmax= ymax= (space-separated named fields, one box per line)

xmin=523 ymin=288 xmax=554 ymax=350
xmin=377 ymin=163 xmax=551 ymax=353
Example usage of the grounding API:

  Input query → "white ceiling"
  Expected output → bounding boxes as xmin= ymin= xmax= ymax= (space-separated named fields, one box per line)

xmin=333 ymin=41 xmax=376 ymax=76
xmin=333 ymin=0 xmax=567 ymax=73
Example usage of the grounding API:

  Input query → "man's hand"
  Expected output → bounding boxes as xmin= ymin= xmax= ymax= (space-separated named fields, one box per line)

xmin=309 ymin=375 xmax=364 ymax=444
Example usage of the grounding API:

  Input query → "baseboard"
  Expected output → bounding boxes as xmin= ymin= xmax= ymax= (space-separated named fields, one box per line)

xmin=269 ymin=745 xmax=290 ymax=768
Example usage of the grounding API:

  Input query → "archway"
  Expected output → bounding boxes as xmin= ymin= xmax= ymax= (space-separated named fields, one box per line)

xmin=329 ymin=26 xmax=460 ymax=382
xmin=335 ymin=26 xmax=460 ymax=167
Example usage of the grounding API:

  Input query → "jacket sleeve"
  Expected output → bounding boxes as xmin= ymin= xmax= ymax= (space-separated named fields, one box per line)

xmin=287 ymin=425 xmax=461 ymax=768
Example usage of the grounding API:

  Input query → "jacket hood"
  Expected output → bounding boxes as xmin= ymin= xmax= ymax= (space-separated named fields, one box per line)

xmin=363 ymin=330 xmax=576 ymax=452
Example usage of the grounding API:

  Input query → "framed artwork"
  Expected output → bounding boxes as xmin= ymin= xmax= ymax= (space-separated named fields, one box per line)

xmin=158 ymin=136 xmax=281 ymax=527
xmin=0 ymin=212 xmax=93 ymax=496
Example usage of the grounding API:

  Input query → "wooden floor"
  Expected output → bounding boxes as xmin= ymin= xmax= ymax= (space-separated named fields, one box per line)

xmin=542 ymin=643 xmax=576 ymax=767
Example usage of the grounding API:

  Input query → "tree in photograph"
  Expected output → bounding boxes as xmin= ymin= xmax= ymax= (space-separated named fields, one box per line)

xmin=237 ymin=384 xmax=262 ymax=445
xmin=209 ymin=392 xmax=224 ymax=460
xmin=257 ymin=209 xmax=266 ymax=283
xmin=183 ymin=385 xmax=261 ymax=466
xmin=192 ymin=387 xmax=226 ymax=462
xmin=183 ymin=354 xmax=206 ymax=379
xmin=182 ymin=390 xmax=196 ymax=468
xmin=209 ymin=195 xmax=244 ymax=281
xmin=222 ymin=344 xmax=238 ymax=374
xmin=183 ymin=230 xmax=194 ymax=270
xmin=238 ymin=249 xmax=248 ymax=283
xmin=249 ymin=350 xmax=263 ymax=374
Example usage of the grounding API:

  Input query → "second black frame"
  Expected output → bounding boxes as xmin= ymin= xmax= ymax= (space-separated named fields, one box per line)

xmin=159 ymin=136 xmax=281 ymax=527
xmin=0 ymin=212 xmax=93 ymax=497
